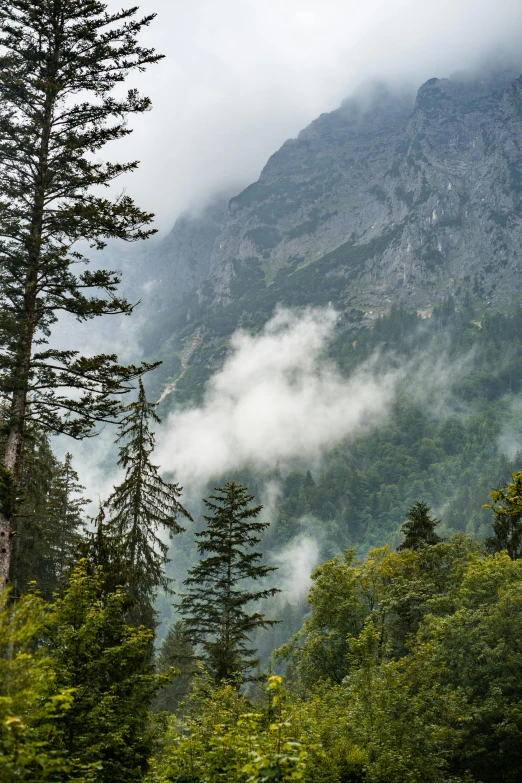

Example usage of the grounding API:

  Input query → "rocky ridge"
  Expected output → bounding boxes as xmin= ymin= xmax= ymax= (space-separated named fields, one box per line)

xmin=144 ymin=68 xmax=522 ymax=403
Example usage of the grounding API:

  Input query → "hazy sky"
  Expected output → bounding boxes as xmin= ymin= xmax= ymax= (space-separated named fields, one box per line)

xmin=104 ymin=0 xmax=522 ymax=233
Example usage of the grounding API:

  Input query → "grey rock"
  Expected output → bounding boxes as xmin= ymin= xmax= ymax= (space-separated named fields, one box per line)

xmin=146 ymin=192 xmax=230 ymax=307
xmin=150 ymin=68 xmax=522 ymax=400
xmin=203 ymin=68 xmax=522 ymax=311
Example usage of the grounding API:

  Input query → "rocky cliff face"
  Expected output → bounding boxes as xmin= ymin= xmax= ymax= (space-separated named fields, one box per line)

xmin=148 ymin=68 xmax=522 ymax=402
xmin=207 ymin=69 xmax=522 ymax=311
xmin=146 ymin=193 xmax=229 ymax=306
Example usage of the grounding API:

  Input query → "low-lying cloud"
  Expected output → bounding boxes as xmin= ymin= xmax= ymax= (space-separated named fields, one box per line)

xmin=155 ymin=307 xmax=399 ymax=486
xmin=105 ymin=0 xmax=522 ymax=229
xmin=271 ymin=534 xmax=321 ymax=605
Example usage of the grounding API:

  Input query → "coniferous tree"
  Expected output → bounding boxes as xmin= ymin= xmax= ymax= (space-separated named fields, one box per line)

xmin=154 ymin=620 xmax=198 ymax=713
xmin=78 ymin=505 xmax=131 ymax=603
xmin=46 ymin=560 xmax=169 ymax=783
xmin=0 ymin=0 xmax=163 ymax=588
xmin=485 ymin=471 xmax=522 ymax=560
xmin=105 ymin=380 xmax=191 ymax=625
xmin=11 ymin=437 xmax=88 ymax=597
xmin=47 ymin=452 xmax=89 ymax=583
xmin=10 ymin=429 xmax=58 ymax=595
xmin=397 ymin=501 xmax=442 ymax=551
xmin=179 ymin=482 xmax=280 ymax=684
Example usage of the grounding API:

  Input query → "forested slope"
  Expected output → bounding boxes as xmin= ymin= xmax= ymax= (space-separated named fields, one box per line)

xmin=1 ymin=3 xmax=522 ymax=782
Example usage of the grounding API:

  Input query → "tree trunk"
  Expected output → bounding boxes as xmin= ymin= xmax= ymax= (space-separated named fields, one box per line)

xmin=0 ymin=513 xmax=11 ymax=592
xmin=0 ymin=300 xmax=38 ymax=591
xmin=0 ymin=76 xmax=55 ymax=590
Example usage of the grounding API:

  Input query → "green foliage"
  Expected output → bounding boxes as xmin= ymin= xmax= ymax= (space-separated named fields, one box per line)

xmin=12 ymin=435 xmax=88 ymax=598
xmin=105 ymin=380 xmax=191 ymax=624
xmin=275 ymin=549 xmax=368 ymax=688
xmin=148 ymin=677 xmax=253 ymax=783
xmin=276 ymin=536 xmax=480 ymax=687
xmin=78 ymin=509 xmax=132 ymax=606
xmin=271 ymin=539 xmax=522 ymax=783
xmin=45 ymin=560 xmax=170 ymax=783
xmin=413 ymin=553 xmax=522 ymax=782
xmin=242 ymin=677 xmax=313 ymax=783
xmin=148 ymin=676 xmax=317 ymax=783
xmin=0 ymin=588 xmax=73 ymax=782
xmin=153 ymin=620 xmax=198 ymax=713
xmin=397 ymin=500 xmax=442 ymax=550
xmin=179 ymin=482 xmax=280 ymax=683
xmin=485 ymin=470 xmax=522 ymax=559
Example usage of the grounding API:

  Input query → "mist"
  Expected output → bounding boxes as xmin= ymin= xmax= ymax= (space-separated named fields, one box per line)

xmin=271 ymin=534 xmax=321 ymax=606
xmin=102 ymin=0 xmax=522 ymax=230
xmin=154 ymin=307 xmax=398 ymax=488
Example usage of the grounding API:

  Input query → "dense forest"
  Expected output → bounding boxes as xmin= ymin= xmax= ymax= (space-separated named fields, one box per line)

xmin=1 ymin=2 xmax=522 ymax=783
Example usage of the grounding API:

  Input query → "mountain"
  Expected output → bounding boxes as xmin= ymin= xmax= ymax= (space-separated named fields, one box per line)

xmin=140 ymin=67 xmax=522 ymax=404
xmin=142 ymin=66 xmax=522 ymax=618
xmin=209 ymin=70 xmax=522 ymax=310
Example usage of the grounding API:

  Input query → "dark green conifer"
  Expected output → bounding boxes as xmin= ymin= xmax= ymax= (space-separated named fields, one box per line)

xmin=47 ymin=453 xmax=89 ymax=583
xmin=0 ymin=0 xmax=162 ymax=588
xmin=397 ymin=501 xmax=442 ymax=551
xmin=46 ymin=560 xmax=169 ymax=783
xmin=179 ymin=482 xmax=280 ymax=684
xmin=485 ymin=471 xmax=522 ymax=560
xmin=12 ymin=438 xmax=88 ymax=596
xmin=78 ymin=505 xmax=129 ymax=602
xmin=105 ymin=380 xmax=191 ymax=624
xmin=154 ymin=620 xmax=198 ymax=713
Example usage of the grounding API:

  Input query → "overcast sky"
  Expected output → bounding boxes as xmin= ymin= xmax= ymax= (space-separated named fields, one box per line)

xmin=107 ymin=0 xmax=522 ymax=233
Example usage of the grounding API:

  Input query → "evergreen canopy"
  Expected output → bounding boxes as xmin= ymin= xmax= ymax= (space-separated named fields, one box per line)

xmin=11 ymin=436 xmax=88 ymax=597
xmin=0 ymin=0 xmax=162 ymax=587
xmin=397 ymin=501 xmax=442 ymax=551
xmin=105 ymin=380 xmax=191 ymax=621
xmin=485 ymin=471 xmax=522 ymax=560
xmin=179 ymin=482 xmax=280 ymax=684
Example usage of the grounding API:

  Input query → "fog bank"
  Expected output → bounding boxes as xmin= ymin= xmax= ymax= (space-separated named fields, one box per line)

xmin=155 ymin=307 xmax=399 ymax=487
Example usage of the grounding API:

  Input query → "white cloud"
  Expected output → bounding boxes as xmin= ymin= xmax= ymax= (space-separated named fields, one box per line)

xmin=271 ymin=534 xmax=321 ymax=605
xmin=103 ymin=0 xmax=522 ymax=229
xmin=155 ymin=307 xmax=398 ymax=486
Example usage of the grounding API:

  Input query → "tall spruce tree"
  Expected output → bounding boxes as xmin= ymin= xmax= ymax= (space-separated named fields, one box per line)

xmin=105 ymin=380 xmax=191 ymax=625
xmin=46 ymin=560 xmax=169 ymax=783
xmin=397 ymin=501 xmax=442 ymax=551
xmin=79 ymin=505 xmax=131 ymax=602
xmin=153 ymin=620 xmax=198 ymax=713
xmin=48 ymin=453 xmax=89 ymax=583
xmin=179 ymin=482 xmax=280 ymax=684
xmin=0 ymin=1 xmax=163 ymax=588
xmin=11 ymin=437 xmax=88 ymax=597
xmin=485 ymin=471 xmax=522 ymax=560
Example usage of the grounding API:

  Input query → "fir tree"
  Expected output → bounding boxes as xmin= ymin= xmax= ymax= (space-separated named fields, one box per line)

xmin=105 ymin=380 xmax=191 ymax=624
xmin=154 ymin=620 xmax=198 ymax=713
xmin=397 ymin=501 xmax=442 ymax=551
xmin=11 ymin=437 xmax=88 ymax=597
xmin=485 ymin=471 xmax=522 ymax=560
xmin=0 ymin=1 xmax=162 ymax=588
xmin=179 ymin=482 xmax=280 ymax=684
xmin=46 ymin=560 xmax=170 ymax=783
xmin=77 ymin=504 xmax=129 ymax=599
xmin=47 ymin=453 xmax=89 ymax=584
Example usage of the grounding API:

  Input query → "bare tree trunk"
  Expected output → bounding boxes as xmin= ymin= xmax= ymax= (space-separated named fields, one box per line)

xmin=0 ymin=331 xmax=36 ymax=591
xmin=0 ymin=513 xmax=11 ymax=592
xmin=0 ymin=79 xmax=54 ymax=591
